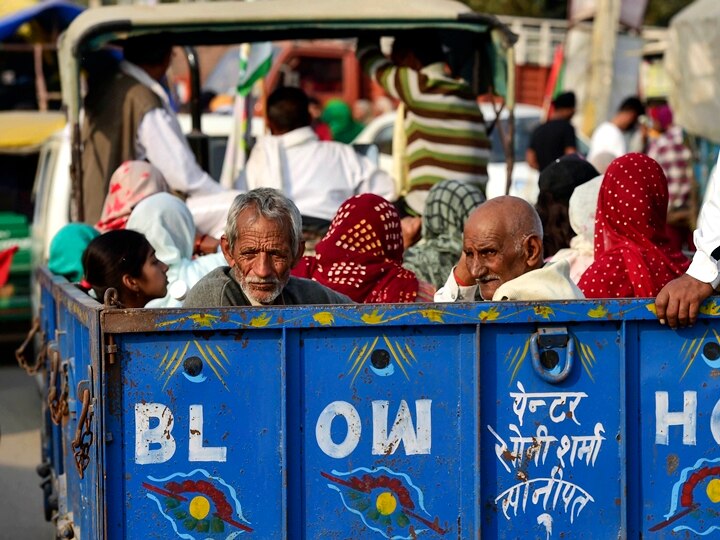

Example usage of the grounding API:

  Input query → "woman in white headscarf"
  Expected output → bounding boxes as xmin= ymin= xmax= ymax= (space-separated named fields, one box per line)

xmin=548 ymin=176 xmax=602 ymax=283
xmin=127 ymin=192 xmax=226 ymax=307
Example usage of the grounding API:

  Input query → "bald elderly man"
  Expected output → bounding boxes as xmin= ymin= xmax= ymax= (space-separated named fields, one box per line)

xmin=434 ymin=196 xmax=584 ymax=302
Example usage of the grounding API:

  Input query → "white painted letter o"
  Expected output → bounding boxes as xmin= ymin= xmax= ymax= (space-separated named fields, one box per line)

xmin=712 ymin=397 xmax=720 ymax=445
xmin=315 ymin=401 xmax=361 ymax=458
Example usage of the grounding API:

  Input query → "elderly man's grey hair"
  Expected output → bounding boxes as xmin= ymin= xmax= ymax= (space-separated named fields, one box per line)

xmin=224 ymin=188 xmax=303 ymax=255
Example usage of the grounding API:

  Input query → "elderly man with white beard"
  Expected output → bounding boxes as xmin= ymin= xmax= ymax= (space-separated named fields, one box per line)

xmin=184 ymin=188 xmax=351 ymax=307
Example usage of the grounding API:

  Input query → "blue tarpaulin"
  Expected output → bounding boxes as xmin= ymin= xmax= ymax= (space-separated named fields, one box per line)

xmin=0 ymin=0 xmax=83 ymax=42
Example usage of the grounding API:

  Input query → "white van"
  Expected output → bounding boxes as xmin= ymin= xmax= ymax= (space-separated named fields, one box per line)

xmin=31 ymin=112 xmax=241 ymax=265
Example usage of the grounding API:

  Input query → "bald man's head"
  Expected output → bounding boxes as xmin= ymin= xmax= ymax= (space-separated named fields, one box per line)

xmin=462 ymin=196 xmax=544 ymax=299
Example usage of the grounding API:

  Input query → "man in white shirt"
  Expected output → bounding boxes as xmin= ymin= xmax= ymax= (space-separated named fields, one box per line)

xmin=235 ymin=87 xmax=396 ymax=228
xmin=587 ymin=96 xmax=645 ymax=172
xmin=656 ymin=159 xmax=720 ymax=327
xmin=434 ymin=196 xmax=583 ymax=302
xmin=82 ymin=36 xmax=238 ymax=236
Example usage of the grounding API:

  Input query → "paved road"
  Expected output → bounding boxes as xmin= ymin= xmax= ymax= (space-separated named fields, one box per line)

xmin=0 ymin=365 xmax=54 ymax=539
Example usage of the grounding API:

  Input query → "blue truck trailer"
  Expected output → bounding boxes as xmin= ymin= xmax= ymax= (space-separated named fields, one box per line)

xmin=23 ymin=266 xmax=720 ymax=539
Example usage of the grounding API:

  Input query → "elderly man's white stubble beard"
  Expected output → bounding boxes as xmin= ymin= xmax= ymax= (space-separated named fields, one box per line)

xmin=232 ymin=266 xmax=286 ymax=305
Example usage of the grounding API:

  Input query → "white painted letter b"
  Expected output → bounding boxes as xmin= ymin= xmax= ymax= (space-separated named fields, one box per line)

xmin=135 ymin=403 xmax=176 ymax=464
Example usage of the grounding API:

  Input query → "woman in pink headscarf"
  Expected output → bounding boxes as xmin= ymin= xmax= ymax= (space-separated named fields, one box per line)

xmin=95 ymin=161 xmax=169 ymax=233
xmin=579 ymin=153 xmax=689 ymax=298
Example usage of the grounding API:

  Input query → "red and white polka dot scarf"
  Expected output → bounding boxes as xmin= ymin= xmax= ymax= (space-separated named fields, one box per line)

xmin=579 ymin=153 xmax=689 ymax=298
xmin=292 ymin=194 xmax=419 ymax=303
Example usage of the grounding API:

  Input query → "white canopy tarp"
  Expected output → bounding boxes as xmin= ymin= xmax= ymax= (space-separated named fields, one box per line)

xmin=666 ymin=0 xmax=720 ymax=142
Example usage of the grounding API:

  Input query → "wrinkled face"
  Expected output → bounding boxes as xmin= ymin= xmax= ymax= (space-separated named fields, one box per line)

xmin=222 ymin=210 xmax=299 ymax=305
xmin=463 ymin=216 xmax=530 ymax=300
xmin=135 ymin=249 xmax=169 ymax=304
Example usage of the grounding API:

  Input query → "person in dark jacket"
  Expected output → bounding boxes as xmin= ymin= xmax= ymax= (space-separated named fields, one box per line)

xmin=526 ymin=91 xmax=578 ymax=172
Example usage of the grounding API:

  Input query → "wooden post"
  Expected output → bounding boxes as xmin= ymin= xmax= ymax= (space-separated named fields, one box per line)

xmin=505 ymin=46 xmax=516 ymax=196
xmin=33 ymin=44 xmax=48 ymax=112
xmin=581 ymin=0 xmax=621 ymax=137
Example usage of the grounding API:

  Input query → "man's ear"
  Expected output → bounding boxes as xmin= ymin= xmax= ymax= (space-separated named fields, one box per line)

xmin=524 ymin=235 xmax=544 ymax=268
xmin=290 ymin=240 xmax=306 ymax=269
xmin=220 ymin=235 xmax=235 ymax=267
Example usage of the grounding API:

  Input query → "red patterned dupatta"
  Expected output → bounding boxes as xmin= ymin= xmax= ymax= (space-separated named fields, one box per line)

xmin=292 ymin=194 xmax=420 ymax=303
xmin=579 ymin=153 xmax=689 ymax=298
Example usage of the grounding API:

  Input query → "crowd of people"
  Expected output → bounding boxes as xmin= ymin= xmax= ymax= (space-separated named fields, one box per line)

xmin=47 ymin=32 xmax=719 ymax=325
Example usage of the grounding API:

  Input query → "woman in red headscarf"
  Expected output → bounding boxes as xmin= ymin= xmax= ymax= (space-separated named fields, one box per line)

xmin=579 ymin=153 xmax=689 ymax=298
xmin=292 ymin=194 xmax=433 ymax=303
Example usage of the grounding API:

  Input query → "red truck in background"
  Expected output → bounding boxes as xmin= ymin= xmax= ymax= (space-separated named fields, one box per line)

xmin=266 ymin=40 xmax=384 ymax=108
xmin=170 ymin=40 xmax=393 ymax=117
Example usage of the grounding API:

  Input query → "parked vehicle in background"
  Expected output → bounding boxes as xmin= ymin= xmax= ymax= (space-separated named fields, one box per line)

xmin=0 ymin=111 xmax=65 ymax=341
xmin=0 ymin=1 xmax=83 ymax=111
xmin=353 ymin=103 xmax=543 ymax=204
xmin=0 ymin=2 xmax=82 ymax=345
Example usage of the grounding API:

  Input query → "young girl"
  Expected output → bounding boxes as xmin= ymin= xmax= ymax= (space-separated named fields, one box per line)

xmin=82 ymin=230 xmax=169 ymax=308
